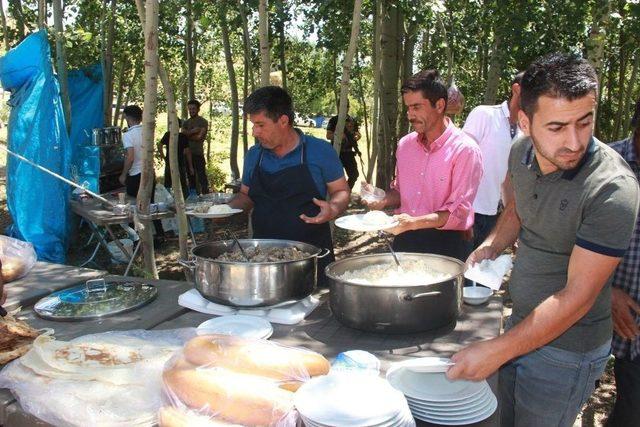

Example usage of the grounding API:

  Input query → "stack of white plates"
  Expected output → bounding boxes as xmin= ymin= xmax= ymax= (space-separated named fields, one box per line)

xmin=197 ymin=315 xmax=274 ymax=339
xmin=386 ymin=360 xmax=497 ymax=425
xmin=295 ymin=374 xmax=415 ymax=426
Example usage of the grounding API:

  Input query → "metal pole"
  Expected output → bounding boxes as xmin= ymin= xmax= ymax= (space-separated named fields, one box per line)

xmin=0 ymin=142 xmax=115 ymax=207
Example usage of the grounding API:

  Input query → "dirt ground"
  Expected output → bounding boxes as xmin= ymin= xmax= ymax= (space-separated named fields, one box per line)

xmin=0 ymin=190 xmax=617 ymax=426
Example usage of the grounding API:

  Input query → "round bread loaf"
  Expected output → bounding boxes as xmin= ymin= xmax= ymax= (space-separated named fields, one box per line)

xmin=183 ymin=334 xmax=330 ymax=381
xmin=163 ymin=363 xmax=294 ymax=426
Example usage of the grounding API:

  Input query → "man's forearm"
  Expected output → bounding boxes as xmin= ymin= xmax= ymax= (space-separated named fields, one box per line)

xmin=383 ymin=189 xmax=401 ymax=209
xmin=409 ymin=211 xmax=450 ymax=230
xmin=121 ymin=158 xmax=133 ymax=177
xmin=328 ymin=189 xmax=350 ymax=219
xmin=229 ymin=191 xmax=254 ymax=211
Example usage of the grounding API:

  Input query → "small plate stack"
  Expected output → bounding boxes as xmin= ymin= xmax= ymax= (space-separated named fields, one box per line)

xmin=295 ymin=374 xmax=415 ymax=426
xmin=386 ymin=358 xmax=497 ymax=425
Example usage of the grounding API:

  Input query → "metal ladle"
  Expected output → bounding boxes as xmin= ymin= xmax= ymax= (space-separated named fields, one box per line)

xmin=378 ymin=230 xmax=401 ymax=267
xmin=224 ymin=229 xmax=250 ymax=261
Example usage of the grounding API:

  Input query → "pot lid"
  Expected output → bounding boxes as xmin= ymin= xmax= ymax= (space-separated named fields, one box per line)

xmin=34 ymin=278 xmax=157 ymax=321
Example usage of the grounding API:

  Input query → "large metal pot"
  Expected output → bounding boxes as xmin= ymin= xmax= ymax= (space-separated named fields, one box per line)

xmin=326 ymin=253 xmax=464 ymax=333
xmin=182 ymin=239 xmax=328 ymax=307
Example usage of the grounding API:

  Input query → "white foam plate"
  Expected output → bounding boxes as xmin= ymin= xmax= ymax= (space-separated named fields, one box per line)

xmin=335 ymin=214 xmax=399 ymax=232
xmin=410 ymin=394 xmax=497 ymax=425
xmin=390 ymin=357 xmax=454 ymax=373
xmin=386 ymin=367 xmax=488 ymax=402
xmin=407 ymin=390 xmax=492 ymax=414
xmin=295 ymin=374 xmax=408 ymax=426
xmin=186 ymin=208 xmax=243 ymax=219
xmin=197 ymin=315 xmax=273 ymax=339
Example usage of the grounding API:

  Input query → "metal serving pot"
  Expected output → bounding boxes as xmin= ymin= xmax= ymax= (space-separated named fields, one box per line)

xmin=326 ymin=253 xmax=464 ymax=333
xmin=181 ymin=239 xmax=329 ymax=307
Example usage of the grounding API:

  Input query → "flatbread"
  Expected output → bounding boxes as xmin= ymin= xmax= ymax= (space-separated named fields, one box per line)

xmin=23 ymin=335 xmax=177 ymax=385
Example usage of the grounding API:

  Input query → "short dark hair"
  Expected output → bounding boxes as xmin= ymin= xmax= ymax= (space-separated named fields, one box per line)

xmin=401 ymin=70 xmax=448 ymax=108
xmin=123 ymin=105 xmax=142 ymax=121
xmin=244 ymin=86 xmax=295 ymax=125
xmin=520 ymin=53 xmax=598 ymax=117
xmin=187 ymin=99 xmax=201 ymax=108
xmin=512 ymin=71 xmax=524 ymax=86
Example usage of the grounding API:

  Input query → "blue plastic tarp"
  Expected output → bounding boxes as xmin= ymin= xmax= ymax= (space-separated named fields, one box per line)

xmin=68 ymin=64 xmax=104 ymax=194
xmin=0 ymin=30 xmax=71 ymax=263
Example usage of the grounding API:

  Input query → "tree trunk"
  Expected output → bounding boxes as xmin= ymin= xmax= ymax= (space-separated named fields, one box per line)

xmin=38 ymin=0 xmax=46 ymax=29
xmin=237 ymin=0 xmax=251 ymax=153
xmin=613 ymin=47 xmax=628 ymax=141
xmin=119 ymin=65 xmax=139 ymax=128
xmin=0 ymin=0 xmax=10 ymax=51
xmin=258 ymin=0 xmax=270 ymax=87
xmin=398 ymin=23 xmax=416 ymax=137
xmin=367 ymin=0 xmax=382 ymax=182
xmin=112 ymin=60 xmax=128 ymax=127
xmin=483 ymin=33 xmax=503 ymax=105
xmin=219 ymin=1 xmax=240 ymax=179
xmin=135 ymin=0 xmax=189 ymax=268
xmin=355 ymin=53 xmax=371 ymax=174
xmin=375 ymin=0 xmax=401 ymax=189
xmin=186 ymin=0 xmax=195 ymax=100
xmin=331 ymin=0 xmax=363 ymax=155
xmin=181 ymin=81 xmax=188 ymax=118
xmin=622 ymin=51 xmax=639 ymax=137
xmin=585 ymin=0 xmax=612 ymax=84
xmin=138 ymin=0 xmax=160 ymax=278
xmin=103 ymin=0 xmax=117 ymax=127
xmin=52 ymin=0 xmax=71 ymax=135
xmin=277 ymin=0 xmax=286 ymax=90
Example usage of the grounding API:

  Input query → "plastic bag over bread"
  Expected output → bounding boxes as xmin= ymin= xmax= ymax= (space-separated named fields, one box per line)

xmin=161 ymin=334 xmax=331 ymax=427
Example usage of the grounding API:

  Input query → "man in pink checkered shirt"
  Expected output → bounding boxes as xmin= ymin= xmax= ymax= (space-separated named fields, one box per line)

xmin=365 ymin=70 xmax=483 ymax=261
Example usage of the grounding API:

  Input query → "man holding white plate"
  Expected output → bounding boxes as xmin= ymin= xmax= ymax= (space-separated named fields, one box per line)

xmin=448 ymin=53 xmax=640 ymax=427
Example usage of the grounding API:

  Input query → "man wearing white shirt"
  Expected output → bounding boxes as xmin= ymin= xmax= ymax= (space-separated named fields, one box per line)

xmin=463 ymin=72 xmax=523 ymax=248
xmin=119 ymin=105 xmax=145 ymax=197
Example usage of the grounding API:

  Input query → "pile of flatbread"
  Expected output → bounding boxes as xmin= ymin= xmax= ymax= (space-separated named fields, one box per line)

xmin=0 ymin=331 xmax=187 ymax=426
xmin=0 ymin=311 xmax=41 ymax=364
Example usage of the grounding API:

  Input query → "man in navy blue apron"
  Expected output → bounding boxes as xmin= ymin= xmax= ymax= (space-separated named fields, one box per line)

xmin=229 ymin=86 xmax=350 ymax=285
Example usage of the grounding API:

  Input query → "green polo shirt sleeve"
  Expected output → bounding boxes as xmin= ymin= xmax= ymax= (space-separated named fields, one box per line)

xmin=576 ymin=174 xmax=640 ymax=257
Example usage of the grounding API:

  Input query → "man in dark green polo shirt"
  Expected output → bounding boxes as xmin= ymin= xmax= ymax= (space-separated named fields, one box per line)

xmin=447 ymin=53 xmax=640 ymax=427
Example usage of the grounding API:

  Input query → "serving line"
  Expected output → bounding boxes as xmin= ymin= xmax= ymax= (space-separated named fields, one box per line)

xmin=0 ymin=275 xmax=502 ymax=427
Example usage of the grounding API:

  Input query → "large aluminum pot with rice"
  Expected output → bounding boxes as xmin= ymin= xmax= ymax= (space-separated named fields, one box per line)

xmin=182 ymin=239 xmax=329 ymax=307
xmin=326 ymin=253 xmax=464 ymax=333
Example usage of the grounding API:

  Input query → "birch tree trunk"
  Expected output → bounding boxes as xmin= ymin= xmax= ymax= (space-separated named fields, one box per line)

xmin=398 ymin=23 xmax=416 ymax=137
xmin=258 ymin=0 xmax=270 ymax=87
xmin=119 ymin=65 xmax=140 ymax=127
xmin=277 ymin=0 xmax=286 ymax=90
xmin=237 ymin=0 xmax=252 ymax=153
xmin=38 ymin=0 xmax=46 ymax=29
xmin=0 ymin=1 xmax=10 ymax=51
xmin=367 ymin=0 xmax=382 ymax=182
xmin=219 ymin=1 xmax=240 ymax=179
xmin=586 ymin=0 xmax=612 ymax=84
xmin=186 ymin=0 xmax=195 ymax=100
xmin=135 ymin=0 xmax=189 ymax=268
xmin=112 ymin=60 xmax=128 ymax=127
xmin=331 ymin=0 xmax=363 ymax=156
xmin=138 ymin=0 xmax=160 ymax=278
xmin=52 ymin=0 xmax=71 ymax=135
xmin=622 ymin=51 xmax=639 ymax=137
xmin=8 ymin=0 xmax=25 ymax=39
xmin=483 ymin=34 xmax=503 ymax=105
xmin=613 ymin=45 xmax=628 ymax=141
xmin=103 ymin=0 xmax=117 ymax=126
xmin=355 ymin=53 xmax=371 ymax=173
xmin=375 ymin=0 xmax=401 ymax=189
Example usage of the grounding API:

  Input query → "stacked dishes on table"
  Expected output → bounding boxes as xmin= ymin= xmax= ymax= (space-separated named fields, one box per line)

xmin=295 ymin=374 xmax=415 ymax=427
xmin=386 ymin=358 xmax=497 ymax=425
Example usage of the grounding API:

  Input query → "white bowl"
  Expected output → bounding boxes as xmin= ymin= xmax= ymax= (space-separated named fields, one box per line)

xmin=463 ymin=286 xmax=493 ymax=305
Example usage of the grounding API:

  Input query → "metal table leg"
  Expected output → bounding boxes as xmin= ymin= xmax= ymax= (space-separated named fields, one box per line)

xmin=124 ymin=239 xmax=142 ymax=277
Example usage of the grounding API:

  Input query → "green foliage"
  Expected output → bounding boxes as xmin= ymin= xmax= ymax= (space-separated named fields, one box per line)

xmin=206 ymin=151 xmax=229 ymax=192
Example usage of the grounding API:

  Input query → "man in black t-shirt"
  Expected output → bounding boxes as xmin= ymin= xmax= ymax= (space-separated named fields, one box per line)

xmin=157 ymin=123 xmax=193 ymax=196
xmin=326 ymin=114 xmax=361 ymax=189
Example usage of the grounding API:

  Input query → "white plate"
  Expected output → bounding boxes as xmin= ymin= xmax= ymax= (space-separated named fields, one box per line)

xmin=386 ymin=367 xmax=488 ymax=402
xmin=335 ymin=214 xmax=399 ymax=232
xmin=411 ymin=394 xmax=497 ymax=425
xmin=390 ymin=357 xmax=454 ymax=373
xmin=197 ymin=315 xmax=273 ymax=339
xmin=407 ymin=393 xmax=494 ymax=416
xmin=295 ymin=374 xmax=408 ymax=426
xmin=186 ymin=208 xmax=243 ymax=219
